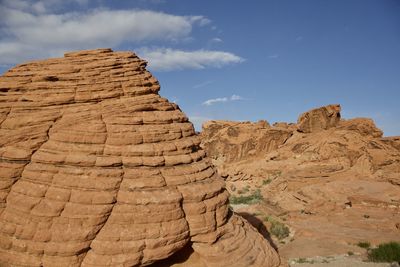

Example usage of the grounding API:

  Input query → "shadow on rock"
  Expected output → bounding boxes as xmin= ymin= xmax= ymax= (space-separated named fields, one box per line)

xmin=238 ymin=212 xmax=279 ymax=252
xmin=150 ymin=243 xmax=205 ymax=267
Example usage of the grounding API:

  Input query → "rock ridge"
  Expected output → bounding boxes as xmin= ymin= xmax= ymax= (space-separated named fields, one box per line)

xmin=200 ymin=104 xmax=400 ymax=259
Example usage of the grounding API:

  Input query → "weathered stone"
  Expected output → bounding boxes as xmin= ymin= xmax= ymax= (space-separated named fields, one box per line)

xmin=0 ymin=49 xmax=279 ymax=266
xmin=200 ymin=104 xmax=400 ymax=260
xmin=297 ymin=104 xmax=341 ymax=133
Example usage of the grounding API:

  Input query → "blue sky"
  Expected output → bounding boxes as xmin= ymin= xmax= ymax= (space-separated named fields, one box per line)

xmin=1 ymin=0 xmax=399 ymax=135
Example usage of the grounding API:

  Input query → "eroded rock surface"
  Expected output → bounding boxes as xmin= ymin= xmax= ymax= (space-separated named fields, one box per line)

xmin=297 ymin=104 xmax=341 ymax=133
xmin=200 ymin=104 xmax=400 ymax=259
xmin=0 ymin=49 xmax=279 ymax=267
xmin=201 ymin=120 xmax=292 ymax=180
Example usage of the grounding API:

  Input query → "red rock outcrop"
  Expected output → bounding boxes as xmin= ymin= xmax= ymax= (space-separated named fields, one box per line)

xmin=201 ymin=105 xmax=399 ymax=183
xmin=201 ymin=120 xmax=292 ymax=180
xmin=0 ymin=49 xmax=279 ymax=267
xmin=297 ymin=104 xmax=341 ymax=133
xmin=200 ymin=105 xmax=400 ymax=259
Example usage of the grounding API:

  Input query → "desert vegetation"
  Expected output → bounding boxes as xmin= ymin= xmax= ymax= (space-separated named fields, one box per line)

xmin=367 ymin=242 xmax=400 ymax=263
xmin=230 ymin=189 xmax=263 ymax=205
xmin=264 ymin=216 xmax=290 ymax=240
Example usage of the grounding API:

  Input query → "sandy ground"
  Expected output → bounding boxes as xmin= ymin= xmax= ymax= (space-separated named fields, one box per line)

xmin=288 ymin=255 xmax=397 ymax=267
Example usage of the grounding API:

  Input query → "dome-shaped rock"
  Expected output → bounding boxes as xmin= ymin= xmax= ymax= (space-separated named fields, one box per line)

xmin=0 ymin=49 xmax=280 ymax=267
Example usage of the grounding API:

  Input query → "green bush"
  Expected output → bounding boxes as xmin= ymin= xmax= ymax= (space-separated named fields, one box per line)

xmin=270 ymin=220 xmax=290 ymax=239
xmin=368 ymin=242 xmax=400 ymax=262
xmin=237 ymin=185 xmax=250 ymax=194
xmin=262 ymin=178 xmax=272 ymax=185
xmin=229 ymin=189 xmax=262 ymax=205
xmin=264 ymin=216 xmax=289 ymax=240
xmin=263 ymin=215 xmax=293 ymax=241
xmin=296 ymin=258 xmax=307 ymax=263
xmin=357 ymin=241 xmax=371 ymax=249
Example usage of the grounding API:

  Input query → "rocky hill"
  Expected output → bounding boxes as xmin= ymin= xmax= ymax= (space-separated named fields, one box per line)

xmin=201 ymin=104 xmax=400 ymax=260
xmin=0 ymin=49 xmax=280 ymax=267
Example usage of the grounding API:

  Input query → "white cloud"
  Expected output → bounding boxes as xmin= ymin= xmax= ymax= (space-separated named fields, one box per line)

xmin=230 ymin=94 xmax=243 ymax=101
xmin=0 ymin=2 xmax=212 ymax=65
xmin=268 ymin=54 xmax=279 ymax=59
xmin=210 ymin=37 xmax=223 ymax=43
xmin=2 ymin=0 xmax=88 ymax=14
xmin=202 ymin=97 xmax=228 ymax=106
xmin=188 ymin=16 xmax=211 ymax=27
xmin=193 ymin=80 xmax=213 ymax=89
xmin=0 ymin=1 xmax=243 ymax=72
xmin=138 ymin=48 xmax=244 ymax=71
xmin=202 ymin=94 xmax=244 ymax=106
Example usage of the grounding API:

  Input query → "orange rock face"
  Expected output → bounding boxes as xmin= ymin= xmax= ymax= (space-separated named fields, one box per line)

xmin=200 ymin=105 xmax=400 ymax=259
xmin=201 ymin=120 xmax=293 ymax=181
xmin=0 ymin=49 xmax=279 ymax=267
xmin=297 ymin=104 xmax=341 ymax=133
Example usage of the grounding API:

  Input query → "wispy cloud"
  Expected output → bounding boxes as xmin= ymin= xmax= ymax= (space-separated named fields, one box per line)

xmin=0 ymin=1 xmax=212 ymax=65
xmin=188 ymin=16 xmax=211 ymax=26
xmin=268 ymin=54 xmax=279 ymax=59
xmin=296 ymin=36 xmax=303 ymax=41
xmin=202 ymin=97 xmax=229 ymax=106
xmin=230 ymin=94 xmax=243 ymax=101
xmin=210 ymin=37 xmax=223 ymax=43
xmin=138 ymin=48 xmax=244 ymax=71
xmin=202 ymin=94 xmax=244 ymax=106
xmin=193 ymin=80 xmax=213 ymax=89
xmin=2 ymin=0 xmax=89 ymax=14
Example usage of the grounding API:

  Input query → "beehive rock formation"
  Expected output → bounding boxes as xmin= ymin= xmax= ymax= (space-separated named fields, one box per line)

xmin=0 ymin=49 xmax=280 ymax=267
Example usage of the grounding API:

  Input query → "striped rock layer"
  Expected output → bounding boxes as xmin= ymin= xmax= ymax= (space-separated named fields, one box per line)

xmin=0 ymin=49 xmax=279 ymax=267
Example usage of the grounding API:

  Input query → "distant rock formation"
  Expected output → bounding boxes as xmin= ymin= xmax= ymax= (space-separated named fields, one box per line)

xmin=201 ymin=104 xmax=398 ymax=183
xmin=202 ymin=120 xmax=292 ymax=163
xmin=0 ymin=49 xmax=279 ymax=267
xmin=200 ymin=105 xmax=400 ymax=256
xmin=297 ymin=104 xmax=341 ymax=133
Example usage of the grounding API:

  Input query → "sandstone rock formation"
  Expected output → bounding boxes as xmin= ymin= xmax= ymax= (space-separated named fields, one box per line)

xmin=200 ymin=105 xmax=400 ymax=259
xmin=0 ymin=49 xmax=279 ymax=267
xmin=201 ymin=120 xmax=292 ymax=180
xmin=297 ymin=104 xmax=341 ymax=133
xmin=201 ymin=105 xmax=399 ymax=184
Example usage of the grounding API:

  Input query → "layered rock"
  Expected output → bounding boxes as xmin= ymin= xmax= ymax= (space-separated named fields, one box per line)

xmin=200 ymin=104 xmax=400 ymax=258
xmin=201 ymin=105 xmax=399 ymax=183
xmin=201 ymin=120 xmax=292 ymax=178
xmin=0 ymin=49 xmax=279 ymax=267
xmin=297 ymin=104 xmax=341 ymax=133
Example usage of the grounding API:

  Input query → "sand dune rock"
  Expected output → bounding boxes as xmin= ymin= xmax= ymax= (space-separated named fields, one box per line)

xmin=0 ymin=49 xmax=279 ymax=266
